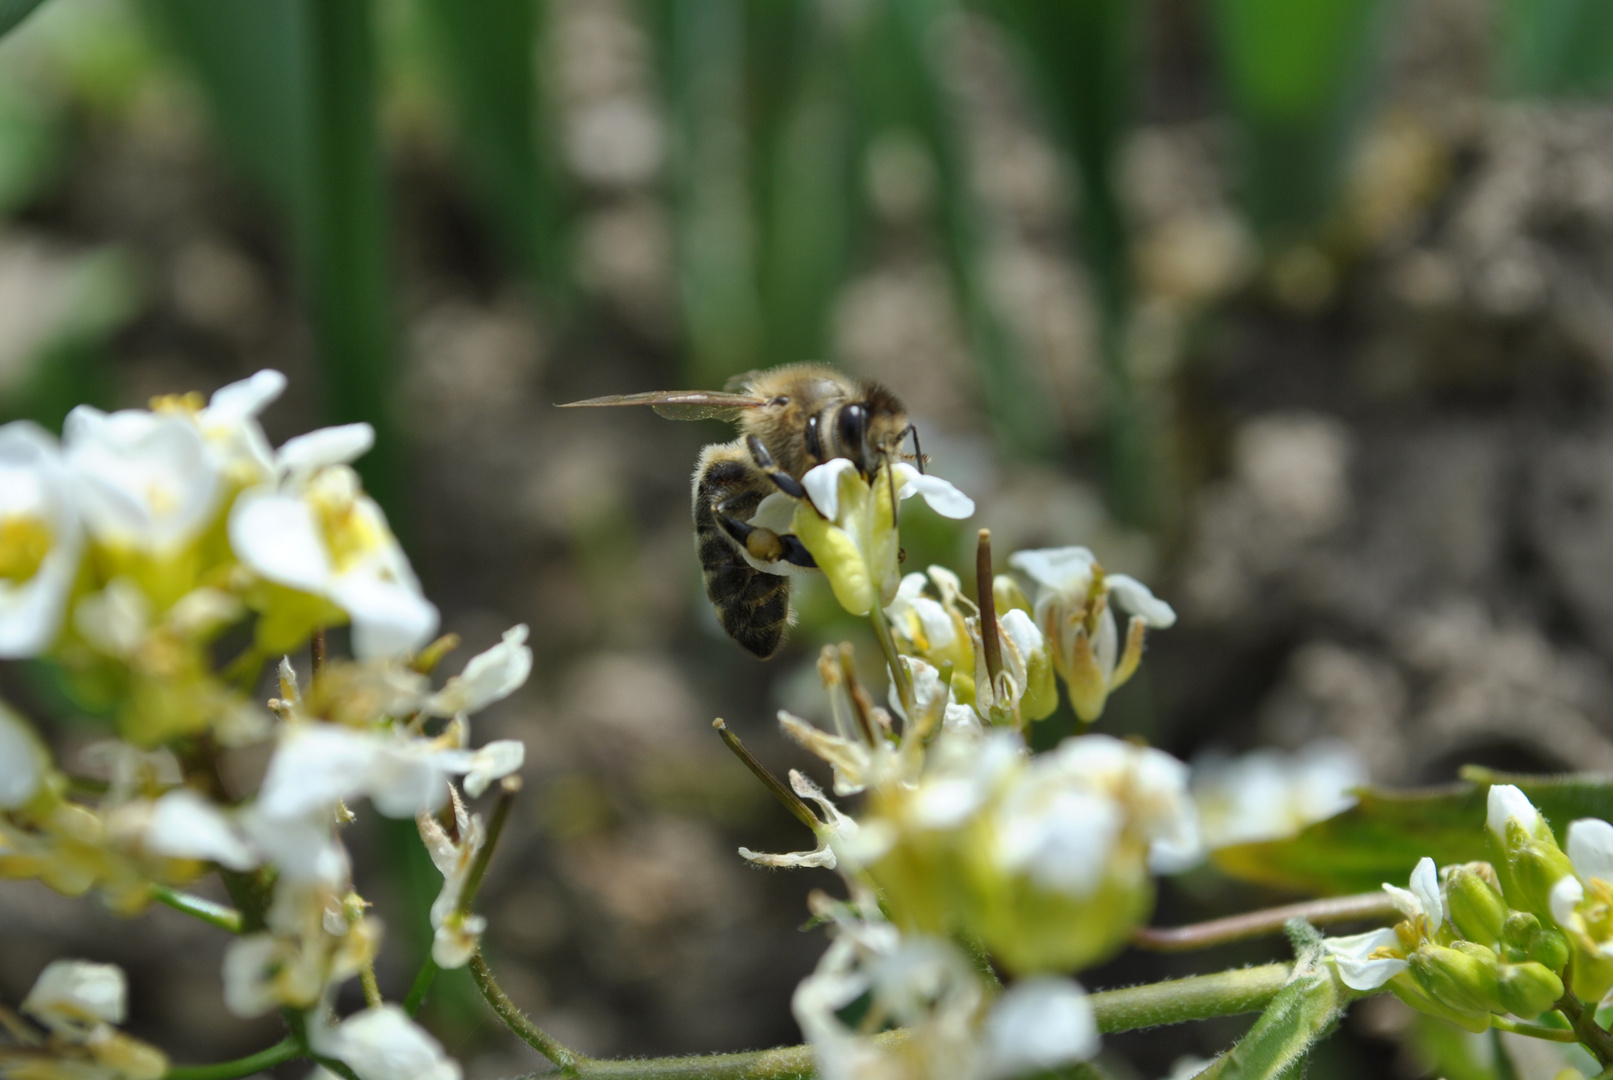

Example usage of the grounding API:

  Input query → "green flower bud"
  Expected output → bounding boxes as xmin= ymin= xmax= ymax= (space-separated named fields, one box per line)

xmin=1387 ymin=969 xmax=1492 ymax=1033
xmin=1508 ymin=839 xmax=1577 ymax=923
xmin=1409 ymin=942 xmax=1502 ymax=1017
xmin=1496 ymin=961 xmax=1564 ymax=1019
xmin=1501 ymin=911 xmax=1541 ymax=949
xmin=1527 ymin=926 xmax=1570 ymax=972
xmin=1487 ymin=785 xmax=1574 ymax=921
xmin=1446 ymin=866 xmax=1508 ymax=946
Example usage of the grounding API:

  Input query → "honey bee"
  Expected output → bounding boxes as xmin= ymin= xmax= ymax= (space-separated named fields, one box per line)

xmin=559 ymin=363 xmax=921 ymax=658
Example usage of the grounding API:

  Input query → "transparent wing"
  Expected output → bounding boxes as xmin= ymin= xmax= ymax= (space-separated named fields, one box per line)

xmin=556 ymin=390 xmax=768 ymax=422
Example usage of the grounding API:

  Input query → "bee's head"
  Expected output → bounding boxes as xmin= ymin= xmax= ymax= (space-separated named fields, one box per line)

xmin=838 ymin=384 xmax=909 ymax=478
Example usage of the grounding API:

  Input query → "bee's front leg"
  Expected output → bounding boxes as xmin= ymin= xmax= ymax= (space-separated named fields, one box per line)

xmin=744 ymin=435 xmax=808 ymax=499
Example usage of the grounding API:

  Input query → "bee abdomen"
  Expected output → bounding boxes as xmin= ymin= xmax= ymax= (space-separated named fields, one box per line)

xmin=693 ymin=455 xmax=791 ymax=658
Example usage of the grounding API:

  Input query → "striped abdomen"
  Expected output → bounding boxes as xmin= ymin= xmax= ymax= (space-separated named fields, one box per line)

xmin=692 ymin=445 xmax=790 ymax=658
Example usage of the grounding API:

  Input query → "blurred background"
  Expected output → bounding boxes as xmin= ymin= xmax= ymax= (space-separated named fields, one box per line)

xmin=1 ymin=0 xmax=1612 ymax=1076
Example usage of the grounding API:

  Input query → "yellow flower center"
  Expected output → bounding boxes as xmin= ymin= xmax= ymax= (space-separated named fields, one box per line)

xmin=309 ymin=470 xmax=387 ymax=576
xmin=0 ymin=514 xmax=53 ymax=583
xmin=150 ymin=391 xmax=205 ymax=415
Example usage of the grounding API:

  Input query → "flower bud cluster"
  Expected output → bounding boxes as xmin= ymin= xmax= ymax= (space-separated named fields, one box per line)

xmin=0 ymin=960 xmax=167 ymax=1080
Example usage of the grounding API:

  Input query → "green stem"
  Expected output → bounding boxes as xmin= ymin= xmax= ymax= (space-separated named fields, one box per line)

xmin=1489 ymin=1015 xmax=1579 ymax=1043
xmin=1559 ymin=991 xmax=1613 ymax=1066
xmin=404 ymin=957 xmax=439 ymax=1016
xmin=150 ymin=886 xmax=243 ymax=934
xmin=163 ymin=1039 xmax=299 ymax=1080
xmin=869 ymin=606 xmax=915 ymax=720
xmin=1090 ymin=963 xmax=1293 ymax=1033
xmin=470 ymin=951 xmax=580 ymax=1070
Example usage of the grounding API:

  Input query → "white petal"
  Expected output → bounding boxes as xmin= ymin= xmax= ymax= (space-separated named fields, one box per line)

xmin=330 ymin=572 xmax=440 ymax=659
xmin=0 ymin=703 xmax=47 ymax=809
xmin=277 ymin=423 xmax=375 ymax=475
xmin=747 ymin=491 xmax=798 ymax=533
xmin=1323 ymin=927 xmax=1407 ymax=990
xmin=367 ymin=742 xmax=453 ymax=818
xmin=1551 ymin=874 xmax=1586 ymax=929
xmin=0 ymin=422 xmax=82 ymax=658
xmin=205 ymin=370 xmax=286 ymax=424
xmin=891 ymin=463 xmax=975 ymax=519
xmin=1104 ymin=573 xmax=1177 ymax=629
xmin=237 ymin=807 xmax=348 ymax=886
xmin=1487 ymin=784 xmax=1543 ymax=842
xmin=221 ymin=934 xmax=280 ymax=1018
xmin=314 ymin=1005 xmax=462 ymax=1080
xmin=1008 ymin=546 xmax=1097 ymax=592
xmin=1409 ymin=856 xmax=1443 ymax=932
xmin=257 ymin=724 xmax=380 ymax=819
xmin=982 ymin=977 xmax=1099 ymax=1079
xmin=999 ymin=607 xmax=1044 ymax=659
xmin=456 ymin=741 xmax=525 ymax=798
xmin=1383 ymin=884 xmax=1422 ymax=922
xmin=1568 ymin=818 xmax=1613 ymax=885
xmin=228 ymin=491 xmax=332 ymax=593
xmin=428 ymin=625 xmax=531 ymax=717
xmin=801 ymin=458 xmax=857 ymax=521
xmin=22 ymin=960 xmax=127 ymax=1033
xmin=66 ymin=409 xmax=222 ymax=551
xmin=145 ymin=789 xmax=257 ymax=870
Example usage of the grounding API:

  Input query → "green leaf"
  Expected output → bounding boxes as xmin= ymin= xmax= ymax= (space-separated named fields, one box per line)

xmin=1500 ymin=0 xmax=1613 ymax=98
xmin=1213 ymin=770 xmax=1613 ymax=896
xmin=414 ymin=0 xmax=567 ymax=286
xmin=1212 ymin=923 xmax=1349 ymax=1080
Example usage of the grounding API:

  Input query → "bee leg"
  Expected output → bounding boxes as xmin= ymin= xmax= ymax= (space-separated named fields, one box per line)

xmin=716 ymin=511 xmax=818 ymax=569
xmin=745 ymin=434 xmax=808 ymax=499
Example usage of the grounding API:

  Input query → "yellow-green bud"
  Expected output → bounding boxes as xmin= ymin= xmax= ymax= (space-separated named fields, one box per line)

xmin=1020 ymin=643 xmax=1058 ymax=722
xmin=1506 ymin=839 xmax=1577 ymax=924
xmin=1501 ymin=911 xmax=1540 ymax=950
xmin=1446 ymin=866 xmax=1508 ymax=946
xmin=1409 ymin=942 xmax=1502 ymax=1017
xmin=1496 ymin=961 xmax=1564 ymax=1019
xmin=1527 ymin=926 xmax=1570 ymax=972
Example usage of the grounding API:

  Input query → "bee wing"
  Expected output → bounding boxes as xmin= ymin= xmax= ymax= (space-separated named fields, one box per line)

xmin=556 ymin=390 xmax=768 ymax=422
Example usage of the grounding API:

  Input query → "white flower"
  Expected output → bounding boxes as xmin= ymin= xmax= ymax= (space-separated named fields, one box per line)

xmin=1487 ymin=783 xmax=1544 ymax=843
xmin=418 ymin=791 xmax=487 ymax=968
xmin=141 ymin=788 xmax=257 ymax=870
xmin=0 ymin=701 xmax=49 ymax=809
xmin=229 ymin=460 xmax=438 ymax=658
xmin=791 ymin=458 xmax=973 ymax=617
xmin=22 ymin=960 xmax=127 ymax=1035
xmin=1008 ymin=546 xmax=1175 ymax=722
xmin=426 ymin=625 xmax=532 ymax=717
xmin=1550 ymin=818 xmax=1613 ymax=948
xmin=1384 ymin=856 xmax=1444 ymax=934
xmin=1192 ymin=739 xmax=1368 ymax=850
xmin=196 ymin=369 xmax=286 ymax=484
xmin=64 ymin=405 xmax=222 ymax=552
xmin=1322 ymin=926 xmax=1407 ymax=991
xmin=0 ymin=422 xmax=82 ymax=658
xmin=980 ymin=977 xmax=1100 ymax=1080
xmin=313 ymin=1005 xmax=462 ymax=1080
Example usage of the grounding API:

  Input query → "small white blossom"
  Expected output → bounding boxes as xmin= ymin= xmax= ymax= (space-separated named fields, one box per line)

xmin=1487 ymin=783 xmax=1544 ymax=843
xmin=142 ymin=788 xmax=257 ymax=870
xmin=1008 ymin=546 xmax=1175 ymax=722
xmin=1384 ymin=856 xmax=1444 ymax=937
xmin=1322 ymin=926 xmax=1407 ymax=991
xmin=1191 ymin=739 xmax=1368 ymax=849
xmin=229 ymin=457 xmax=438 ymax=658
xmin=980 ymin=977 xmax=1100 ymax=1080
xmin=0 ymin=701 xmax=48 ymax=809
xmin=426 ymin=625 xmax=532 ymax=717
xmin=0 ymin=422 xmax=83 ymax=657
xmin=64 ymin=405 xmax=222 ymax=553
xmin=22 ymin=960 xmax=127 ymax=1035
xmin=313 ymin=1005 xmax=462 ymax=1080
xmin=196 ymin=369 xmax=286 ymax=484
xmin=418 ymin=791 xmax=487 ymax=968
xmin=1549 ymin=818 xmax=1613 ymax=954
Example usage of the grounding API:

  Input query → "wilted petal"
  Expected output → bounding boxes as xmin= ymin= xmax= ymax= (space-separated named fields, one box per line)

xmin=1567 ymin=818 xmax=1613 ymax=886
xmin=22 ymin=960 xmax=127 ymax=1034
xmin=145 ymin=788 xmax=257 ymax=870
xmin=1105 ymin=573 xmax=1177 ymax=629
xmin=982 ymin=977 xmax=1099 ymax=1079
xmin=892 ymin=463 xmax=975 ymax=519
xmin=277 ymin=423 xmax=375 ymax=475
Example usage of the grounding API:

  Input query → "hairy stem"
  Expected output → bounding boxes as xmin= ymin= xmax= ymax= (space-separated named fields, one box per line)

xmin=150 ymin=886 xmax=243 ymax=934
xmin=1130 ymin=892 xmax=1400 ymax=952
xmin=470 ymin=951 xmax=580 ymax=1070
xmin=163 ymin=1039 xmax=299 ymax=1080
xmin=1559 ymin=991 xmax=1613 ymax=1066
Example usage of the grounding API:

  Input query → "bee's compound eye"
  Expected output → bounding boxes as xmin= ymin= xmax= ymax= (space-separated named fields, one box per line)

xmin=770 ymin=396 xmax=790 ymax=406
xmin=838 ymin=404 xmax=868 ymax=456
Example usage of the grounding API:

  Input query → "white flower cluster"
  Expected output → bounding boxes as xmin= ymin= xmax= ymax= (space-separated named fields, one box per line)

xmin=1191 ymin=739 xmax=1368 ymax=850
xmin=0 ymin=372 xmax=535 ymax=1080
